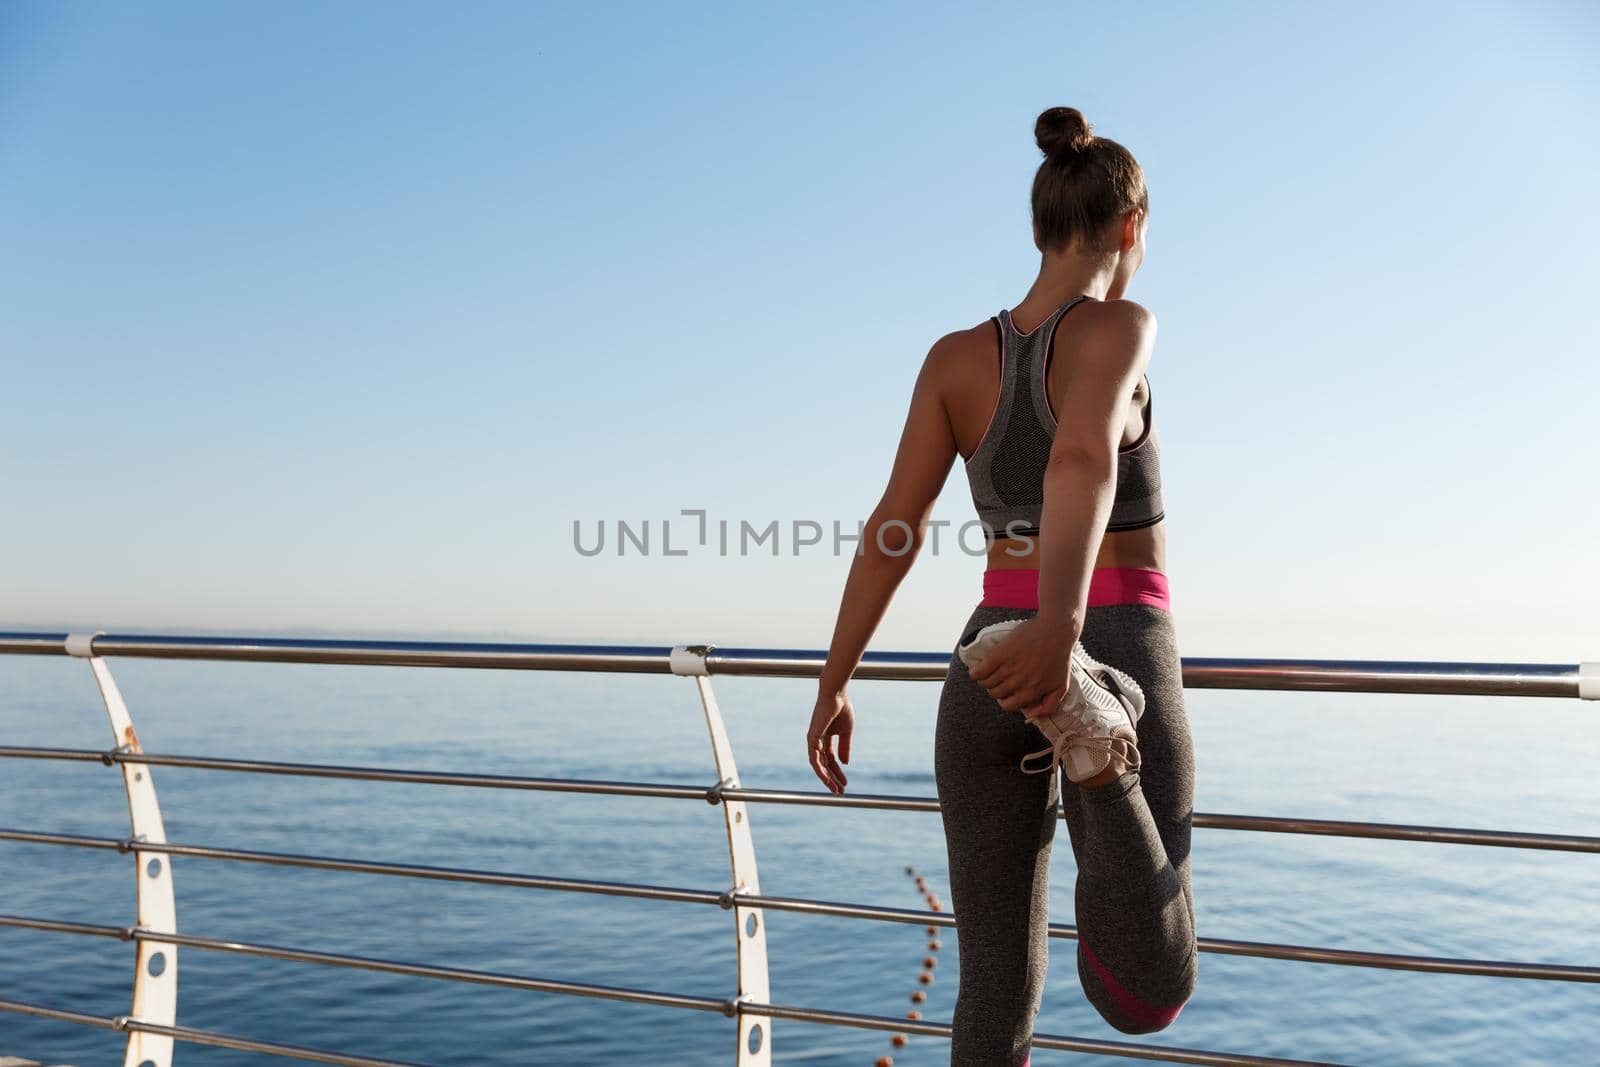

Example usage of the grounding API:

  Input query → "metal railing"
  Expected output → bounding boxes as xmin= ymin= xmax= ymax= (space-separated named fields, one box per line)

xmin=1 ymin=630 xmax=1596 ymax=1067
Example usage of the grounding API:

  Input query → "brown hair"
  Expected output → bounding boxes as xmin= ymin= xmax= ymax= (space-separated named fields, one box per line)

xmin=1030 ymin=106 xmax=1148 ymax=253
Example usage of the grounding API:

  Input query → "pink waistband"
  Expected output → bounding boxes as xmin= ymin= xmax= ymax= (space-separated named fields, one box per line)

xmin=980 ymin=567 xmax=1171 ymax=612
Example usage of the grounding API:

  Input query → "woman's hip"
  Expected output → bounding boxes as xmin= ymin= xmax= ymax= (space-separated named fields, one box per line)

xmin=938 ymin=593 xmax=1183 ymax=742
xmin=979 ymin=566 xmax=1172 ymax=613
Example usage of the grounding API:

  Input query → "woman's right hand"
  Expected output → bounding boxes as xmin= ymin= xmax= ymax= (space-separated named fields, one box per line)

xmin=806 ymin=688 xmax=854 ymax=796
xmin=968 ymin=612 xmax=1084 ymax=719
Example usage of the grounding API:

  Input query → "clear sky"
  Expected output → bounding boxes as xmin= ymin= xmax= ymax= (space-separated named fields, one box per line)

xmin=2 ymin=1 xmax=1596 ymax=662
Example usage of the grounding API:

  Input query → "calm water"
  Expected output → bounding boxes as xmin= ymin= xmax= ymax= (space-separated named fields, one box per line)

xmin=1 ymin=645 xmax=1597 ymax=1066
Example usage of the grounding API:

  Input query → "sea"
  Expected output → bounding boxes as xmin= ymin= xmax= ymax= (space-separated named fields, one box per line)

xmin=1 ymin=644 xmax=1597 ymax=1066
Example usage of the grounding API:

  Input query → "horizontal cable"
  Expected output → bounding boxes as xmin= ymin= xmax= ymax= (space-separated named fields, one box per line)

xmin=3 ymin=830 xmax=1593 ymax=983
xmin=0 ymin=746 xmax=715 ymax=800
xmin=1187 ymin=811 xmax=1600 ymax=852
xmin=0 ymin=995 xmax=119 ymax=1031
xmin=0 ymin=927 xmax=1350 ymax=1062
xmin=0 ymin=745 xmax=107 ymax=763
xmin=0 ymin=828 xmax=125 ymax=851
xmin=5 ymin=749 xmax=1595 ymax=854
xmin=124 ymin=1020 xmax=428 ymax=1067
xmin=0 ymin=987 xmax=1341 ymax=1067
xmin=125 ymin=926 xmax=733 ymax=1015
xmin=747 ymin=1000 xmax=1349 ymax=1066
xmin=1191 ymin=934 xmax=1600 ymax=982
xmin=718 ymin=785 xmax=1600 ymax=853
xmin=0 ymin=995 xmax=428 ymax=1067
xmin=0 ymin=631 xmax=1585 ymax=697
xmin=0 ymin=829 xmax=725 ymax=905
xmin=0 ymin=912 xmax=128 ymax=939
xmin=733 ymin=892 xmax=1600 ymax=983
xmin=0 ymin=939 xmax=1339 ymax=1067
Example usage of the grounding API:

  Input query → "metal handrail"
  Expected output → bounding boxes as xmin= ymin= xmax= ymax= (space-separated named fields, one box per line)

xmin=2 ymin=629 xmax=1595 ymax=1067
xmin=1 ymin=631 xmax=1593 ymax=697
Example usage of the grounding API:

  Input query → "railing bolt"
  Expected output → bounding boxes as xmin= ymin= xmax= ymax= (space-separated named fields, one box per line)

xmin=718 ymin=882 xmax=748 ymax=910
xmin=720 ymin=992 xmax=756 ymax=1018
xmin=705 ymin=776 xmax=734 ymax=805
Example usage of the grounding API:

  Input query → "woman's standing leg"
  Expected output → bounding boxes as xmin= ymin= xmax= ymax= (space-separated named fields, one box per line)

xmin=935 ymin=605 xmax=1059 ymax=1067
xmin=1062 ymin=602 xmax=1197 ymax=1033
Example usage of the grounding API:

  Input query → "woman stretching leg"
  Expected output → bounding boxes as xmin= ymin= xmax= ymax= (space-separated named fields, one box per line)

xmin=939 ymin=571 xmax=1195 ymax=1060
xmin=806 ymin=106 xmax=1196 ymax=1065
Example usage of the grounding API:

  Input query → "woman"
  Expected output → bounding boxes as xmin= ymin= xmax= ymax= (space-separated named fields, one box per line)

xmin=805 ymin=106 xmax=1196 ymax=1064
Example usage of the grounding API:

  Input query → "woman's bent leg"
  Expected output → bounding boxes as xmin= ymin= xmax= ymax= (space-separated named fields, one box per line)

xmin=936 ymin=605 xmax=1059 ymax=1067
xmin=1064 ymin=602 xmax=1197 ymax=1033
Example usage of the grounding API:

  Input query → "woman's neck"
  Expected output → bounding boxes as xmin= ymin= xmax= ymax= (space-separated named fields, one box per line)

xmin=1023 ymin=249 xmax=1120 ymax=307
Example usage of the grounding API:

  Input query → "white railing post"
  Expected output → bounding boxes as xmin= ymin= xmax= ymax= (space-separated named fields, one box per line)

xmin=66 ymin=632 xmax=178 ymax=1067
xmin=672 ymin=645 xmax=771 ymax=1066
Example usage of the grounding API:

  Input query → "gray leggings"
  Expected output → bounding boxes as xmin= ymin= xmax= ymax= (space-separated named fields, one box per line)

xmin=934 ymin=602 xmax=1197 ymax=1065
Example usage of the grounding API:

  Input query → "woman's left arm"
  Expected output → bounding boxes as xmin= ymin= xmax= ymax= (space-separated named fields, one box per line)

xmin=807 ymin=337 xmax=959 ymax=795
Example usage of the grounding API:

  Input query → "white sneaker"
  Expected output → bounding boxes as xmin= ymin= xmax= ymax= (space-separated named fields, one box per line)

xmin=957 ymin=619 xmax=1145 ymax=782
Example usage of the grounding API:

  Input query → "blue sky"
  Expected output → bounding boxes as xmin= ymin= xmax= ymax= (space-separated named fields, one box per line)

xmin=2 ymin=1 xmax=1596 ymax=661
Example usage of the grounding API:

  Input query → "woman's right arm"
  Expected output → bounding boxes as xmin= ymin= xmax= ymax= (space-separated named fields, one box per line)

xmin=807 ymin=336 xmax=959 ymax=795
xmin=968 ymin=301 xmax=1156 ymax=716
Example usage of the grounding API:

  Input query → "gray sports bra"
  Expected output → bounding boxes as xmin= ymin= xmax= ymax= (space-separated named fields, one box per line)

xmin=965 ymin=296 xmax=1165 ymax=540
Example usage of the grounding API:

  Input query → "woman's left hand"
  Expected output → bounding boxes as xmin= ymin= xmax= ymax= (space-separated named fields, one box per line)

xmin=968 ymin=614 xmax=1081 ymax=719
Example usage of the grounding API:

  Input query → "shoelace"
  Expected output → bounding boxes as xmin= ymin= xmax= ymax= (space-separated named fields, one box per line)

xmin=1020 ymin=728 xmax=1141 ymax=777
xmin=1018 ymin=664 xmax=1142 ymax=777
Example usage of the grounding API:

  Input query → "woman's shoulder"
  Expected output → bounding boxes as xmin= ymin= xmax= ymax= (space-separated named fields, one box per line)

xmin=919 ymin=317 xmax=1004 ymax=384
xmin=1061 ymin=299 xmax=1158 ymax=372
xmin=932 ymin=315 xmax=1004 ymax=353
xmin=1058 ymin=298 xmax=1158 ymax=388
xmin=1075 ymin=297 xmax=1157 ymax=336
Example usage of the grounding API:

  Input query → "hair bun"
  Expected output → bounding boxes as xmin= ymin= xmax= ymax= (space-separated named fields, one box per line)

xmin=1035 ymin=106 xmax=1093 ymax=161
